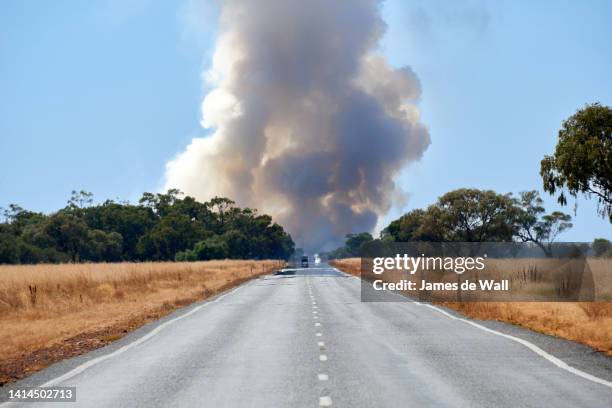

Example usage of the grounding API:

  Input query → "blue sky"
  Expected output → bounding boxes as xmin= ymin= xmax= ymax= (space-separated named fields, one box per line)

xmin=1 ymin=0 xmax=610 ymax=240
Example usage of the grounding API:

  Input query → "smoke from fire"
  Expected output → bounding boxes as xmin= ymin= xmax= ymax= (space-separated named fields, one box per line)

xmin=164 ymin=0 xmax=431 ymax=251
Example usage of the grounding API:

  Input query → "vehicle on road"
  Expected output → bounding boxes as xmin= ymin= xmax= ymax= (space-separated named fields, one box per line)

xmin=301 ymin=256 xmax=309 ymax=268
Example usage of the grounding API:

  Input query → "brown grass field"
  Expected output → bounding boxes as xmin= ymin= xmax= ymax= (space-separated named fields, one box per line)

xmin=330 ymin=258 xmax=612 ymax=355
xmin=0 ymin=260 xmax=283 ymax=384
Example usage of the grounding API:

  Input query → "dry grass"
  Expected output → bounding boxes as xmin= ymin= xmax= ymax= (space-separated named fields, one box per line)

xmin=0 ymin=260 xmax=284 ymax=384
xmin=330 ymin=258 xmax=361 ymax=276
xmin=330 ymin=258 xmax=612 ymax=355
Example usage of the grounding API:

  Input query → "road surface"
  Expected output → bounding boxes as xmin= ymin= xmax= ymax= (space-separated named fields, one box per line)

xmin=2 ymin=265 xmax=611 ymax=407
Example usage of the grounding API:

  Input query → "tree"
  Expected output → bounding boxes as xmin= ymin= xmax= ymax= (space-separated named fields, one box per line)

xmin=0 ymin=225 xmax=20 ymax=263
xmin=68 ymin=190 xmax=93 ymax=209
xmin=43 ymin=213 xmax=91 ymax=262
xmin=82 ymin=202 xmax=155 ymax=259
xmin=191 ymin=236 xmax=229 ymax=260
xmin=380 ymin=209 xmax=425 ymax=242
xmin=209 ymin=197 xmax=236 ymax=232
xmin=345 ymin=232 xmax=374 ymax=256
xmin=325 ymin=246 xmax=352 ymax=260
xmin=416 ymin=189 xmax=518 ymax=242
xmin=540 ymin=103 xmax=612 ymax=222
xmin=138 ymin=189 xmax=184 ymax=217
xmin=85 ymin=230 xmax=123 ymax=262
xmin=515 ymin=191 xmax=573 ymax=257
xmin=135 ymin=213 xmax=197 ymax=260
xmin=592 ymin=238 xmax=611 ymax=257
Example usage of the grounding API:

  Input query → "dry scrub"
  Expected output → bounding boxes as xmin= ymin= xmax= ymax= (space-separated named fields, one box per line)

xmin=330 ymin=258 xmax=612 ymax=355
xmin=0 ymin=260 xmax=283 ymax=384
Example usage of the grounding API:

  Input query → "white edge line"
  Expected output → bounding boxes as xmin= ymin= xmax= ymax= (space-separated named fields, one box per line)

xmin=341 ymin=270 xmax=612 ymax=390
xmin=416 ymin=302 xmax=612 ymax=389
xmin=7 ymin=282 xmax=249 ymax=396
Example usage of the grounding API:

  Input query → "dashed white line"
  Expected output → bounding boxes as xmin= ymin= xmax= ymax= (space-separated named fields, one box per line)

xmin=315 ymin=322 xmax=321 ymax=327
xmin=319 ymin=396 xmax=333 ymax=406
xmin=317 ymin=341 xmax=325 ymax=348
xmin=319 ymin=354 xmax=328 ymax=361
xmin=318 ymin=373 xmax=329 ymax=381
xmin=316 ymin=332 xmax=322 ymax=337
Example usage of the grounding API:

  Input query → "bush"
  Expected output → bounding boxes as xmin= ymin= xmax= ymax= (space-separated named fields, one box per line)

xmin=193 ymin=237 xmax=229 ymax=260
xmin=593 ymin=238 xmax=612 ymax=257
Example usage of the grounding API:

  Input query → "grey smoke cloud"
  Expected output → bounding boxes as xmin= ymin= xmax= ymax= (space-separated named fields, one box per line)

xmin=165 ymin=0 xmax=431 ymax=251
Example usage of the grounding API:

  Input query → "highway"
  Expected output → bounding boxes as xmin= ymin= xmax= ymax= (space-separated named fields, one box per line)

xmin=2 ymin=265 xmax=611 ymax=407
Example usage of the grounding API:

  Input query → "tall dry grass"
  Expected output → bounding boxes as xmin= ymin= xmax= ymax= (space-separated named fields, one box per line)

xmin=330 ymin=258 xmax=360 ymax=276
xmin=330 ymin=258 xmax=612 ymax=355
xmin=0 ymin=260 xmax=283 ymax=383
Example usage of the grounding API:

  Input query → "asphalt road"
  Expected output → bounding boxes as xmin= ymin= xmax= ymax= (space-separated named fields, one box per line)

xmin=2 ymin=264 xmax=612 ymax=407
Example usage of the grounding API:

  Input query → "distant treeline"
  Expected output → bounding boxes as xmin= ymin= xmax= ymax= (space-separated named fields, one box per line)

xmin=0 ymin=190 xmax=295 ymax=264
xmin=325 ymin=188 xmax=611 ymax=259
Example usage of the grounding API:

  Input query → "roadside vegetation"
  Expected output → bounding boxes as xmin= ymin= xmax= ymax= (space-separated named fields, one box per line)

xmin=324 ymin=188 xmax=579 ymax=259
xmin=0 ymin=259 xmax=283 ymax=384
xmin=0 ymin=190 xmax=294 ymax=264
xmin=330 ymin=257 xmax=612 ymax=355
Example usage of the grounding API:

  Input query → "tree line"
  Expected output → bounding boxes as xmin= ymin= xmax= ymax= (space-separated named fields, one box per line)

xmin=0 ymin=189 xmax=295 ymax=264
xmin=326 ymin=103 xmax=611 ymax=259
xmin=326 ymin=188 xmax=610 ymax=259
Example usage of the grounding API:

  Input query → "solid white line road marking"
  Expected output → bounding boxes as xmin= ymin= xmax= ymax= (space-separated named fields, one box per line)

xmin=345 ymin=271 xmax=612 ymax=390
xmin=416 ymin=302 xmax=612 ymax=389
xmin=319 ymin=396 xmax=333 ymax=406
xmin=318 ymin=373 xmax=329 ymax=381
xmin=319 ymin=354 xmax=328 ymax=361
xmin=23 ymin=282 xmax=249 ymax=389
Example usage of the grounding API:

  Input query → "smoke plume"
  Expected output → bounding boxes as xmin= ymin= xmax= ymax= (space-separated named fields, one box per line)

xmin=165 ymin=0 xmax=430 ymax=251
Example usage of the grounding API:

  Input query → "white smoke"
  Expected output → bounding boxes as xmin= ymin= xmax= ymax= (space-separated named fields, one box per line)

xmin=165 ymin=0 xmax=430 ymax=251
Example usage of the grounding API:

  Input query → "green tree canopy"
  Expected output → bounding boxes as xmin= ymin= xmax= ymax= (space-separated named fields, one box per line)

xmin=417 ymin=188 xmax=518 ymax=242
xmin=380 ymin=188 xmax=574 ymax=258
xmin=592 ymin=238 xmax=611 ymax=257
xmin=540 ymin=103 xmax=612 ymax=222
xmin=514 ymin=190 xmax=573 ymax=257
xmin=344 ymin=232 xmax=374 ymax=256
xmin=0 ymin=190 xmax=294 ymax=264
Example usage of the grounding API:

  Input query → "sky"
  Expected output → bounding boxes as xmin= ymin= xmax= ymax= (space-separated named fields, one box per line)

xmin=1 ymin=0 xmax=610 ymax=241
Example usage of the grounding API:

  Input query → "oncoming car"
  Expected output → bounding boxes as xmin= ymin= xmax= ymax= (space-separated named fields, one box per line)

xmin=301 ymin=256 xmax=309 ymax=268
